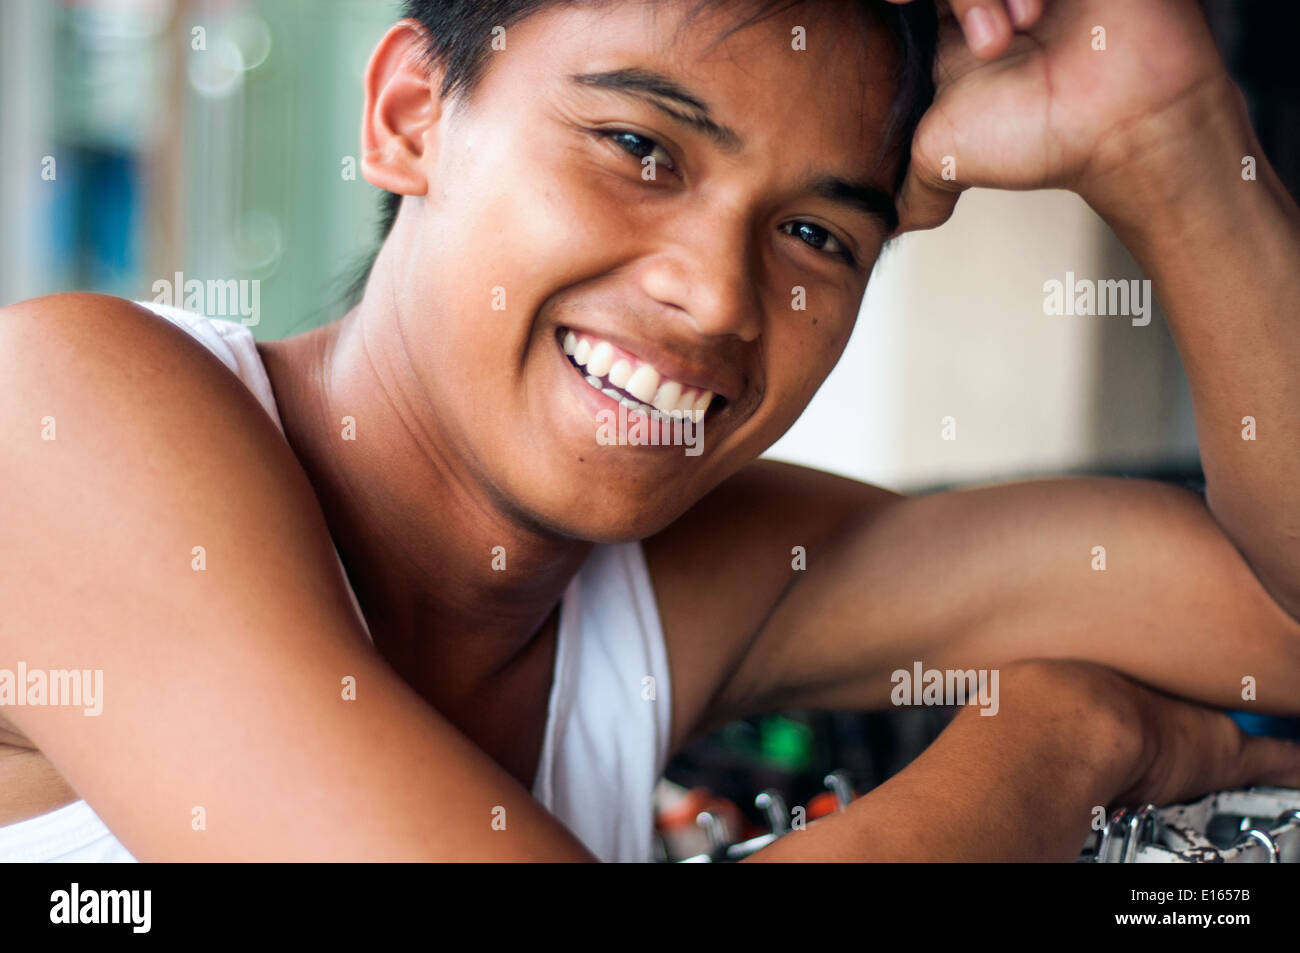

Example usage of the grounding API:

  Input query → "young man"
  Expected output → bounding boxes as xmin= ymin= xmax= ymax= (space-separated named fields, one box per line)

xmin=0 ymin=0 xmax=1297 ymax=861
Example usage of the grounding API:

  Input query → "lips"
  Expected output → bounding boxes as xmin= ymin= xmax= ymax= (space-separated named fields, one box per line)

xmin=559 ymin=327 xmax=725 ymax=422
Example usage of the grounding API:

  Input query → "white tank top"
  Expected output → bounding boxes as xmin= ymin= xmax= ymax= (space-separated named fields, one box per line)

xmin=0 ymin=302 xmax=673 ymax=863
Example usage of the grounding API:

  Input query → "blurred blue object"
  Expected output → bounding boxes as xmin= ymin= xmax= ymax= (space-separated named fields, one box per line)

xmin=48 ymin=145 xmax=140 ymax=297
xmin=1230 ymin=711 xmax=1300 ymax=739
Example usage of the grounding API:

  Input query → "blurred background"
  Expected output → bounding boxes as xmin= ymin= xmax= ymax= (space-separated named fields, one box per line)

xmin=1 ymin=0 xmax=1296 ymax=858
xmin=0 ymin=0 xmax=393 ymax=339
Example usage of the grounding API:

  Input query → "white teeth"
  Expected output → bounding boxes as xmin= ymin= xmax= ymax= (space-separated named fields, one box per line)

xmin=652 ymin=380 xmax=682 ymax=414
xmin=625 ymin=365 xmax=661 ymax=404
xmin=580 ymin=367 xmax=663 ymax=420
xmin=563 ymin=329 xmax=717 ymax=420
xmin=623 ymin=396 xmax=674 ymax=424
xmin=586 ymin=342 xmax=614 ymax=378
xmin=608 ymin=359 xmax=633 ymax=389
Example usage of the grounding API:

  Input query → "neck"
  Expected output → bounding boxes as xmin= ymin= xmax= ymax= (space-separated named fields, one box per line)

xmin=257 ymin=299 xmax=592 ymax=700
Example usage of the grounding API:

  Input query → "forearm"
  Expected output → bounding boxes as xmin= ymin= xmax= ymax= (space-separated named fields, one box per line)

xmin=1088 ymin=76 xmax=1300 ymax=620
xmin=746 ymin=662 xmax=1139 ymax=862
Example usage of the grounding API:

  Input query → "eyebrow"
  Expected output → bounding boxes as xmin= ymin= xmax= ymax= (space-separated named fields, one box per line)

xmin=811 ymin=175 xmax=900 ymax=234
xmin=570 ymin=67 xmax=899 ymax=233
xmin=569 ymin=68 xmax=742 ymax=152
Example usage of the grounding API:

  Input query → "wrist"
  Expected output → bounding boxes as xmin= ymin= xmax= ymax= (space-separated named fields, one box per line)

xmin=996 ymin=660 xmax=1145 ymax=799
xmin=1079 ymin=73 xmax=1295 ymax=257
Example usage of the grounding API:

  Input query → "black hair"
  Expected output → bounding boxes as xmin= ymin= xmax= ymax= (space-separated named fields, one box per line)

xmin=342 ymin=0 xmax=937 ymax=308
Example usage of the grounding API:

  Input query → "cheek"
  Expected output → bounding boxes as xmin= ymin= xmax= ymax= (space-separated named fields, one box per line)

xmin=435 ymin=126 xmax=632 ymax=305
xmin=403 ymin=153 xmax=586 ymax=374
xmin=778 ymin=314 xmax=851 ymax=396
xmin=400 ymin=134 xmax=643 ymax=443
xmin=751 ymin=313 xmax=853 ymax=442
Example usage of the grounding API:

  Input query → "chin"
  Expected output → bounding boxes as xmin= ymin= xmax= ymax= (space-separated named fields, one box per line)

xmin=514 ymin=471 xmax=703 ymax=544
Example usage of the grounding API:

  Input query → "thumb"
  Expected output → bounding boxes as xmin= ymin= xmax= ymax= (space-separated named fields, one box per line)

xmin=891 ymin=155 xmax=966 ymax=237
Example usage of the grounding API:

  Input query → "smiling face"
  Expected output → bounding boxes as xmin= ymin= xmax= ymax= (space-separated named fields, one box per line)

xmin=366 ymin=0 xmax=904 ymax=541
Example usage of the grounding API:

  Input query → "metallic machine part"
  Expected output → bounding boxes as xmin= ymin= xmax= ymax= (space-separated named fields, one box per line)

xmin=1088 ymin=788 xmax=1300 ymax=863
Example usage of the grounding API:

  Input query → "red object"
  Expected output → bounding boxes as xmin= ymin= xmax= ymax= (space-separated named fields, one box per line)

xmin=808 ymin=791 xmax=840 ymax=820
xmin=656 ymin=787 xmax=715 ymax=832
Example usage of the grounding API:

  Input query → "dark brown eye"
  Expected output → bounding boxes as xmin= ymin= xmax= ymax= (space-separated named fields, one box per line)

xmin=604 ymin=130 xmax=676 ymax=174
xmin=781 ymin=221 xmax=855 ymax=265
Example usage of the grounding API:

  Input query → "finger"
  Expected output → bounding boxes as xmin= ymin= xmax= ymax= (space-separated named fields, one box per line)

xmin=944 ymin=0 xmax=1014 ymax=59
xmin=892 ymin=158 xmax=965 ymax=236
xmin=1004 ymin=0 xmax=1043 ymax=31
xmin=893 ymin=178 xmax=962 ymax=236
xmin=933 ymin=12 xmax=987 ymax=89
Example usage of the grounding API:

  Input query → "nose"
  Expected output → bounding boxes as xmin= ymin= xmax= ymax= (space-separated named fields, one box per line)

xmin=639 ymin=203 xmax=763 ymax=343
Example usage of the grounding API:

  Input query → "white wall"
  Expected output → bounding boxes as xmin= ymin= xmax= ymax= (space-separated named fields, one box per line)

xmin=764 ymin=187 xmax=1200 ymax=491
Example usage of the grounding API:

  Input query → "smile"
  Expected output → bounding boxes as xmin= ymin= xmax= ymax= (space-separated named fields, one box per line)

xmin=558 ymin=327 xmax=724 ymax=423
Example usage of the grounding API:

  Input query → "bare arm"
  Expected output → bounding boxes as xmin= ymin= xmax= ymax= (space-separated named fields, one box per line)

xmin=747 ymin=659 xmax=1300 ymax=862
xmin=648 ymin=461 xmax=1300 ymax=744
xmin=0 ymin=294 xmax=593 ymax=861
xmin=1084 ymin=78 xmax=1300 ymax=621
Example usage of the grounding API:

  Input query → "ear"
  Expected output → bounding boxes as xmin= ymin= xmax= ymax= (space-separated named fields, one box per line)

xmin=361 ymin=20 xmax=444 ymax=197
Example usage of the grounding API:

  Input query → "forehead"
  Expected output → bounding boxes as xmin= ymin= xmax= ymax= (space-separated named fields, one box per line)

xmin=482 ymin=0 xmax=902 ymax=176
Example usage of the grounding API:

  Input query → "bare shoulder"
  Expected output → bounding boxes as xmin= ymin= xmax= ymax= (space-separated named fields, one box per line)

xmin=0 ymin=291 xmax=302 ymax=477
xmin=0 ymin=292 xmax=349 ymax=733
xmin=0 ymin=292 xmax=266 ymax=419
xmin=643 ymin=458 xmax=899 ymax=752
xmin=0 ymin=291 xmax=323 ymax=581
